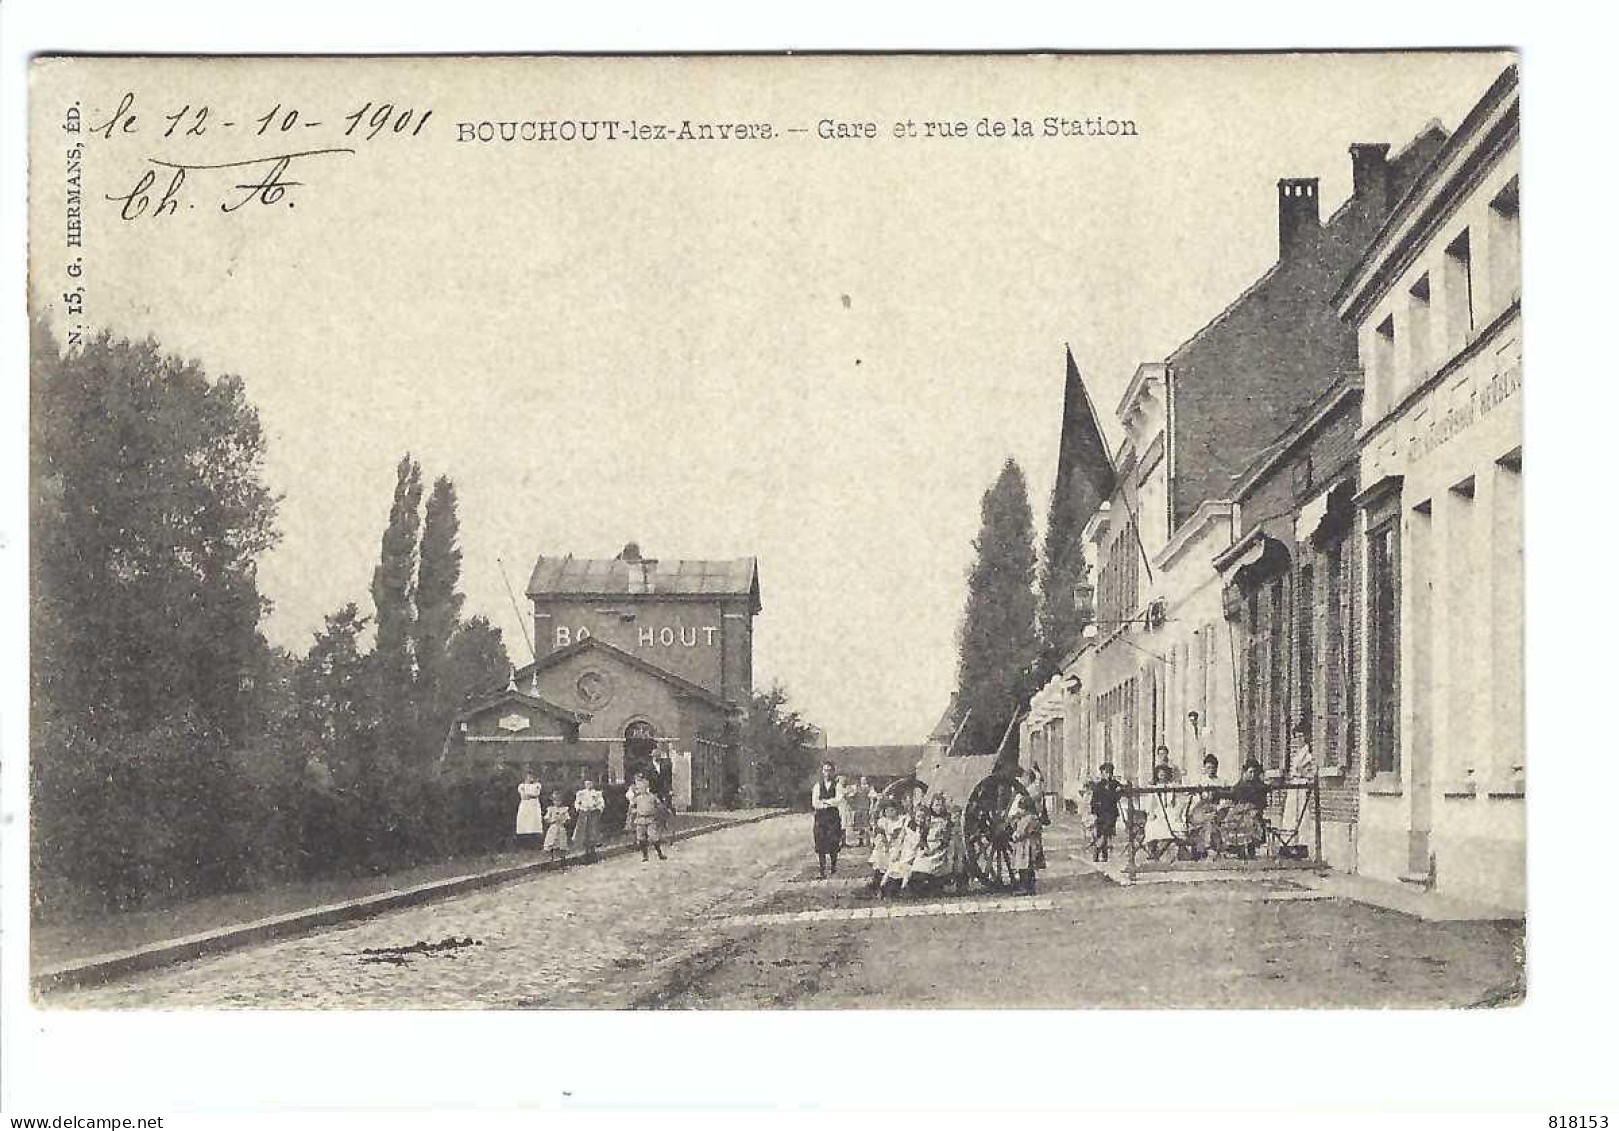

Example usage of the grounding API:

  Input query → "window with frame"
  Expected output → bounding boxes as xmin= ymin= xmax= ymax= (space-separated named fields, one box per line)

xmin=1244 ymin=589 xmax=1262 ymax=768
xmin=1408 ymin=273 xmax=1432 ymax=381
xmin=1488 ymin=177 xmax=1521 ymax=317
xmin=1366 ymin=519 xmax=1402 ymax=777
xmin=1444 ymin=229 xmax=1475 ymax=349
xmin=1267 ymin=577 xmax=1287 ymax=770
xmin=1373 ymin=314 xmax=1396 ymax=412
xmin=1296 ymin=562 xmax=1315 ymax=748
xmin=1323 ymin=542 xmax=1344 ymax=767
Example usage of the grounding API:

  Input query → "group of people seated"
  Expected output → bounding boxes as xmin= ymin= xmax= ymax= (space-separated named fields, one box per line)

xmin=867 ymin=789 xmax=1047 ymax=898
xmin=1087 ymin=750 xmax=1281 ymax=863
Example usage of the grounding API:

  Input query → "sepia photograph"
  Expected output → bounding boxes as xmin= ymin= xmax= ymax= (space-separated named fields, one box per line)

xmin=18 ymin=49 xmax=1527 ymax=1017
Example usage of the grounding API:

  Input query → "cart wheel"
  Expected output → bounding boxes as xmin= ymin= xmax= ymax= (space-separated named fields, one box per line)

xmin=963 ymin=773 xmax=1032 ymax=891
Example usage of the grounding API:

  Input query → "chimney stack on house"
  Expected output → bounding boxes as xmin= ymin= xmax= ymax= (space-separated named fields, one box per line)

xmin=1350 ymin=142 xmax=1393 ymax=214
xmin=1277 ymin=177 xmax=1321 ymax=259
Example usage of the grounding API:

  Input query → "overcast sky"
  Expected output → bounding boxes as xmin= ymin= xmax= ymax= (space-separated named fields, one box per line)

xmin=30 ymin=52 xmax=1509 ymax=743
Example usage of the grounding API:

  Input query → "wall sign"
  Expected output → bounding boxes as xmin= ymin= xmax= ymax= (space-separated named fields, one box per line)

xmin=497 ymin=713 xmax=531 ymax=733
xmin=554 ymin=624 xmax=719 ymax=648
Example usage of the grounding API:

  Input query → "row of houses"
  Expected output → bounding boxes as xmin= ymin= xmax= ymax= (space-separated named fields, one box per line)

xmin=1021 ymin=66 xmax=1522 ymax=911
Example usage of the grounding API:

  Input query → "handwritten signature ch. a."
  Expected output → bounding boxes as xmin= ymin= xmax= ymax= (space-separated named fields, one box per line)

xmin=107 ymin=148 xmax=354 ymax=218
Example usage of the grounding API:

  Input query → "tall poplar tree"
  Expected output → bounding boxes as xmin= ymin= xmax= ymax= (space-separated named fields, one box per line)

xmin=370 ymin=454 xmax=423 ymax=756
xmin=954 ymin=458 xmax=1040 ymax=764
xmin=1035 ymin=484 xmax=1094 ymax=685
xmin=413 ymin=475 xmax=464 ymax=757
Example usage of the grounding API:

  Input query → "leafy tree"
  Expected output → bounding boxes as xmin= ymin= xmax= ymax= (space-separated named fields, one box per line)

xmin=31 ymin=326 xmax=280 ymax=743
xmin=955 ymin=458 xmax=1040 ymax=765
xmin=30 ymin=324 xmax=281 ymax=910
xmin=743 ymin=684 xmax=820 ymax=808
xmin=445 ymin=616 xmax=512 ymax=716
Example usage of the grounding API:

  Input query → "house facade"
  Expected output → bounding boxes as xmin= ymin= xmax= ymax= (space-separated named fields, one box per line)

xmin=1215 ymin=377 xmax=1364 ymax=866
xmin=1338 ymin=66 xmax=1522 ymax=910
xmin=1059 ymin=127 xmax=1445 ymax=791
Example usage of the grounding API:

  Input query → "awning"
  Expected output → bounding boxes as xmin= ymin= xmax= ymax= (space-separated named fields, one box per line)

xmin=1294 ymin=491 xmax=1330 ymax=543
xmin=1216 ymin=531 xmax=1291 ymax=591
xmin=1230 ymin=538 xmax=1268 ymax=571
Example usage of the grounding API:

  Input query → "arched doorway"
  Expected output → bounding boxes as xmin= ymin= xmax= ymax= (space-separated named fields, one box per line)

xmin=624 ymin=721 xmax=657 ymax=785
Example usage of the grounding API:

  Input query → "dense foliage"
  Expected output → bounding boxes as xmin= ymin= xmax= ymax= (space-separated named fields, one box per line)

xmin=29 ymin=327 xmax=512 ymax=919
xmin=743 ymin=684 xmax=821 ymax=809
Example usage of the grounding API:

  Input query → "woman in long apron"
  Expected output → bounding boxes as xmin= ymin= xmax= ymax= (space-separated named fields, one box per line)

xmin=811 ymin=761 xmax=844 ymax=878
xmin=514 ymin=772 xmax=544 ymax=842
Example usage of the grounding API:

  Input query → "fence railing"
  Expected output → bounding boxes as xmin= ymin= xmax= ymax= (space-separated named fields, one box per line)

xmin=1103 ymin=777 xmax=1326 ymax=880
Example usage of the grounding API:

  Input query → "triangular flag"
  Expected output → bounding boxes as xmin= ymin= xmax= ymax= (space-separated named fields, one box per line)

xmin=1055 ymin=345 xmax=1116 ymax=527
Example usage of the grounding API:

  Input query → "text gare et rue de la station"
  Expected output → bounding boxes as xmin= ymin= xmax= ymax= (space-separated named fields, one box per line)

xmin=453 ymin=115 xmax=1140 ymax=144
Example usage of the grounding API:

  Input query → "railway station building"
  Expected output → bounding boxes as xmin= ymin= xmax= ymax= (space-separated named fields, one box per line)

xmin=444 ymin=543 xmax=759 ymax=811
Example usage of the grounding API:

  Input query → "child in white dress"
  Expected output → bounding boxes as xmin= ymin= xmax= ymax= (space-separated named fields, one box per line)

xmin=541 ymin=789 xmax=571 ymax=861
xmin=868 ymin=798 xmax=904 ymax=891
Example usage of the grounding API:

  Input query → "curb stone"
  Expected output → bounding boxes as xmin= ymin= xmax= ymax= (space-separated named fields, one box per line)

xmin=33 ymin=809 xmax=791 ymax=995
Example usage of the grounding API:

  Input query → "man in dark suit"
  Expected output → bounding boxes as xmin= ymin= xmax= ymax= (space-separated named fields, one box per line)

xmin=648 ymin=749 xmax=675 ymax=813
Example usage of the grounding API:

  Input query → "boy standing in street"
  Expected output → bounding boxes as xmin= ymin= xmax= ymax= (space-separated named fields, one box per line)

xmin=625 ymin=772 xmax=667 ymax=862
xmin=1089 ymin=762 xmax=1126 ymax=863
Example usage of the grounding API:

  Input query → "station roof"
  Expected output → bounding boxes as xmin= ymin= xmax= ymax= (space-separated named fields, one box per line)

xmin=527 ymin=551 xmax=760 ymax=612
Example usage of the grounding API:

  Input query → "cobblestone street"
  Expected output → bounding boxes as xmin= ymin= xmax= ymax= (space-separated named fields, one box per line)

xmin=658 ymin=819 xmax=1527 ymax=1009
xmin=46 ymin=814 xmax=1524 ymax=1010
xmin=49 ymin=816 xmax=809 ymax=1010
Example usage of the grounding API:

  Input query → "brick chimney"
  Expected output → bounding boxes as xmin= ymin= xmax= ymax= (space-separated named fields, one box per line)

xmin=1350 ymin=143 xmax=1392 ymax=213
xmin=1277 ymin=177 xmax=1320 ymax=259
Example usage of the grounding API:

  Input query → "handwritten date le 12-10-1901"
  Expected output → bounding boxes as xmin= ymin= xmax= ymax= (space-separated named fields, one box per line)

xmin=90 ymin=91 xmax=432 ymax=219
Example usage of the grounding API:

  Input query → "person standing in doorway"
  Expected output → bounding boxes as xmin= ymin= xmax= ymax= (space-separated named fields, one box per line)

xmin=811 ymin=760 xmax=844 ymax=878
xmin=1187 ymin=711 xmax=1207 ymax=772
xmin=648 ymin=748 xmax=675 ymax=814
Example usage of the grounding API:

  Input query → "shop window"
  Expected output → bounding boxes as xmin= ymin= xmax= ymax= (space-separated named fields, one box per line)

xmin=1323 ymin=543 xmax=1344 ymax=768
xmin=1244 ymin=589 xmax=1262 ymax=768
xmin=1366 ymin=520 xmax=1402 ymax=777
xmin=1267 ymin=577 xmax=1287 ymax=771
xmin=1296 ymin=563 xmax=1315 ymax=746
